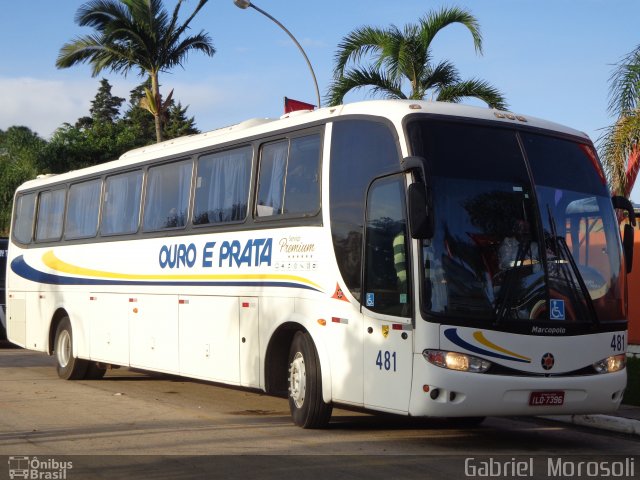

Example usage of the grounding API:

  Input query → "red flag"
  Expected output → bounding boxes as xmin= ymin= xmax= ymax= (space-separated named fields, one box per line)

xmin=284 ymin=97 xmax=315 ymax=114
xmin=625 ymin=146 xmax=640 ymax=198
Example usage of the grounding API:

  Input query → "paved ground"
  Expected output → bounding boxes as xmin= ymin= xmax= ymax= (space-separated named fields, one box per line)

xmin=0 ymin=342 xmax=638 ymax=479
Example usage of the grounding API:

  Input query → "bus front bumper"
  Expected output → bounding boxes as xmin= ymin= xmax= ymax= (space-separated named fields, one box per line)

xmin=409 ymin=354 xmax=626 ymax=418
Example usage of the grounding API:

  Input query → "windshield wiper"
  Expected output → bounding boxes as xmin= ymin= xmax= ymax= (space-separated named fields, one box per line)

xmin=546 ymin=207 xmax=599 ymax=325
xmin=494 ymin=238 xmax=530 ymax=325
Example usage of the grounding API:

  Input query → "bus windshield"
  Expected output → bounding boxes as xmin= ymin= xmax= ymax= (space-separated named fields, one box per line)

xmin=407 ymin=120 xmax=625 ymax=329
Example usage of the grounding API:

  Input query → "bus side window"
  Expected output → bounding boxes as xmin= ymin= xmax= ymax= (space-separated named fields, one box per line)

xmin=65 ymin=179 xmax=101 ymax=240
xmin=35 ymin=189 xmax=66 ymax=242
xmin=256 ymin=140 xmax=288 ymax=217
xmin=193 ymin=146 xmax=252 ymax=225
xmin=143 ymin=160 xmax=192 ymax=231
xmin=13 ymin=193 xmax=37 ymax=244
xmin=256 ymin=133 xmax=321 ymax=218
xmin=101 ymin=170 xmax=143 ymax=236
xmin=283 ymin=135 xmax=321 ymax=215
xmin=364 ymin=174 xmax=411 ymax=317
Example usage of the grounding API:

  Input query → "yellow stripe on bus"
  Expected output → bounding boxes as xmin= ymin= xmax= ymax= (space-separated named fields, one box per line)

xmin=41 ymin=250 xmax=322 ymax=290
xmin=472 ymin=331 xmax=531 ymax=362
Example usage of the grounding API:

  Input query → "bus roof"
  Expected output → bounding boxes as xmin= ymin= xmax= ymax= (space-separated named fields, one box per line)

xmin=16 ymin=99 xmax=589 ymax=191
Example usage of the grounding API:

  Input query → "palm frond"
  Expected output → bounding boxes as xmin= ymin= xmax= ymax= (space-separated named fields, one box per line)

xmin=76 ymin=0 xmax=129 ymax=31
xmin=598 ymin=111 xmax=640 ymax=195
xmin=436 ymin=78 xmax=507 ymax=110
xmin=333 ymin=26 xmax=391 ymax=78
xmin=608 ymin=45 xmax=640 ymax=116
xmin=416 ymin=60 xmax=460 ymax=98
xmin=162 ymin=32 xmax=215 ymax=71
xmin=418 ymin=6 xmax=483 ymax=55
xmin=325 ymin=67 xmax=406 ymax=106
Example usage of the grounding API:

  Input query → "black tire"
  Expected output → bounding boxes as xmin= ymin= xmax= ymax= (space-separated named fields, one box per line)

xmin=288 ymin=331 xmax=332 ymax=428
xmin=54 ymin=317 xmax=88 ymax=380
xmin=84 ymin=361 xmax=107 ymax=380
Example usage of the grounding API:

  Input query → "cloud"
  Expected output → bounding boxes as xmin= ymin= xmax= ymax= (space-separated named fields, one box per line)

xmin=0 ymin=73 xmax=300 ymax=140
xmin=0 ymin=77 xmax=100 ymax=138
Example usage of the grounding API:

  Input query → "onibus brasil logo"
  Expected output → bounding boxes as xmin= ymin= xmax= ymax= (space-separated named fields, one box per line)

xmin=8 ymin=456 xmax=73 ymax=479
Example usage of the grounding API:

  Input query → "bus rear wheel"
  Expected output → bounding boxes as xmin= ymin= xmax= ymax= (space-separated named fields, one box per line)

xmin=288 ymin=331 xmax=332 ymax=428
xmin=54 ymin=317 xmax=88 ymax=380
xmin=84 ymin=361 xmax=107 ymax=380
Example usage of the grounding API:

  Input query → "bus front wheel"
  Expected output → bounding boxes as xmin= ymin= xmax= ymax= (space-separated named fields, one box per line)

xmin=287 ymin=331 xmax=332 ymax=428
xmin=54 ymin=317 xmax=88 ymax=380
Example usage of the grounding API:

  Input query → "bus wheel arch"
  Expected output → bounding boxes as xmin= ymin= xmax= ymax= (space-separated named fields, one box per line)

xmin=264 ymin=322 xmax=300 ymax=397
xmin=52 ymin=315 xmax=89 ymax=380
xmin=264 ymin=322 xmax=332 ymax=411
xmin=48 ymin=308 xmax=70 ymax=355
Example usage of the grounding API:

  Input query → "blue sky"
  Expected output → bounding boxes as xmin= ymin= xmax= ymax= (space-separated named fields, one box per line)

xmin=1 ymin=0 xmax=639 ymax=199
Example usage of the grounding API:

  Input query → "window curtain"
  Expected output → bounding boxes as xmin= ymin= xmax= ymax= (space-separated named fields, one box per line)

xmin=66 ymin=180 xmax=101 ymax=238
xmin=199 ymin=147 xmax=251 ymax=223
xmin=144 ymin=161 xmax=192 ymax=230
xmin=257 ymin=141 xmax=288 ymax=216
xmin=102 ymin=172 xmax=142 ymax=235
xmin=36 ymin=190 xmax=65 ymax=240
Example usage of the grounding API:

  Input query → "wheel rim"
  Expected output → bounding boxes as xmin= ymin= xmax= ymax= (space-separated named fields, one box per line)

xmin=289 ymin=351 xmax=306 ymax=408
xmin=56 ymin=329 xmax=71 ymax=368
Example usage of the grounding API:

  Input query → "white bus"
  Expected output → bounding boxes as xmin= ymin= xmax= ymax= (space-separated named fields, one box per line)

xmin=5 ymin=100 xmax=635 ymax=428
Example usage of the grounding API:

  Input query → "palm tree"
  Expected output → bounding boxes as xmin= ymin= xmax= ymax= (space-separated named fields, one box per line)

xmin=600 ymin=44 xmax=640 ymax=197
xmin=327 ymin=6 xmax=507 ymax=109
xmin=56 ymin=0 xmax=215 ymax=143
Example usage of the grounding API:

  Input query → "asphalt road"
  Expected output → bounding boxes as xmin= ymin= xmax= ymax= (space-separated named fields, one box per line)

xmin=0 ymin=341 xmax=638 ymax=480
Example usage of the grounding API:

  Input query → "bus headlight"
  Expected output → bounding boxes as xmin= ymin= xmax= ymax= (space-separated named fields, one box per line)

xmin=593 ymin=354 xmax=626 ymax=374
xmin=423 ymin=349 xmax=491 ymax=373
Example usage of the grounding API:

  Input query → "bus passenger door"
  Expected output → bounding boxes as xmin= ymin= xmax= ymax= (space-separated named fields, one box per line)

xmin=362 ymin=175 xmax=413 ymax=413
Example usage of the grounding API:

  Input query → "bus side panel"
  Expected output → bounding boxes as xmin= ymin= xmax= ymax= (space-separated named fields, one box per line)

xmin=239 ymin=297 xmax=260 ymax=388
xmin=89 ymin=293 xmax=130 ymax=366
xmin=129 ymin=294 xmax=178 ymax=374
xmin=179 ymin=295 xmax=240 ymax=384
xmin=25 ymin=292 xmax=47 ymax=352
xmin=7 ymin=293 xmax=26 ymax=348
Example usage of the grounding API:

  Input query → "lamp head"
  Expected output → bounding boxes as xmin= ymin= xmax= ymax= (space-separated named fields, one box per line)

xmin=234 ymin=0 xmax=251 ymax=8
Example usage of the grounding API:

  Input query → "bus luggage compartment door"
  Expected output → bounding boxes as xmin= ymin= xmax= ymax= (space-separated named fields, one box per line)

xmin=239 ymin=297 xmax=260 ymax=388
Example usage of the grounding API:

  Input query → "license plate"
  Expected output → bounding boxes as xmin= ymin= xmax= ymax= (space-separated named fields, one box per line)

xmin=529 ymin=391 xmax=565 ymax=406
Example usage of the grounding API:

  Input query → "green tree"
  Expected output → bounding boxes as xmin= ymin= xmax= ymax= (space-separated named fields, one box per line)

xmin=327 ymin=6 xmax=506 ymax=109
xmin=599 ymin=44 xmax=640 ymax=197
xmin=90 ymin=78 xmax=126 ymax=124
xmin=122 ymin=81 xmax=157 ymax=145
xmin=56 ymin=0 xmax=215 ymax=143
xmin=76 ymin=78 xmax=125 ymax=129
xmin=164 ymin=101 xmax=199 ymax=139
xmin=122 ymin=80 xmax=199 ymax=144
xmin=0 ymin=127 xmax=43 ymax=234
xmin=40 ymin=79 xmax=136 ymax=173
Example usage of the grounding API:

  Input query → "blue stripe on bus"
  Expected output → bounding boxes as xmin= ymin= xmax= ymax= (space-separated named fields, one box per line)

xmin=443 ymin=327 xmax=530 ymax=363
xmin=10 ymin=255 xmax=321 ymax=292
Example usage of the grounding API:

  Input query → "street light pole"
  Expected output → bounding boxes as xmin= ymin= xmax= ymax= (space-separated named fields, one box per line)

xmin=233 ymin=0 xmax=321 ymax=109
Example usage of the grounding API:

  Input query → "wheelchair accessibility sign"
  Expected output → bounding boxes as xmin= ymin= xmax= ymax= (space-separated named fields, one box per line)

xmin=550 ymin=299 xmax=565 ymax=320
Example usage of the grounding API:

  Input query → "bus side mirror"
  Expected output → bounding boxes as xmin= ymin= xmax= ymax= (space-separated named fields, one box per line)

xmin=402 ymin=156 xmax=434 ymax=239
xmin=623 ymin=224 xmax=634 ymax=274
xmin=611 ymin=195 xmax=635 ymax=273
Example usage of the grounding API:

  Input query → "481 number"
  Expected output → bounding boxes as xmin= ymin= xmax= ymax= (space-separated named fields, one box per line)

xmin=376 ymin=350 xmax=397 ymax=371
xmin=611 ymin=333 xmax=626 ymax=352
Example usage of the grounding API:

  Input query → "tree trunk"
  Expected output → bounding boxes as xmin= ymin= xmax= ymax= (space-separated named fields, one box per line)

xmin=151 ymin=72 xmax=163 ymax=143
